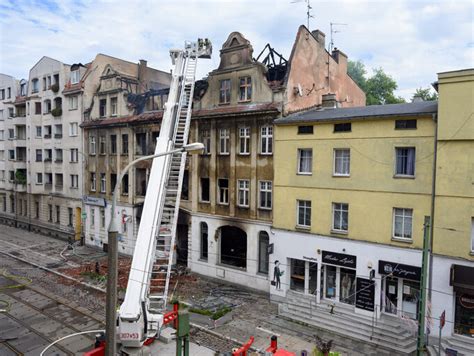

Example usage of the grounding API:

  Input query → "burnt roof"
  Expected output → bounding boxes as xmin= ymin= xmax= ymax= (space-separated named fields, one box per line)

xmin=276 ymin=101 xmax=438 ymax=124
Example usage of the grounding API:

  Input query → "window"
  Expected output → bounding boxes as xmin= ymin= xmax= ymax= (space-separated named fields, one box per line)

xmin=219 ymin=128 xmax=230 ymax=155
xmin=393 ymin=208 xmax=413 ymax=239
xmin=219 ymin=79 xmax=231 ymax=104
xmin=471 ymin=218 xmax=474 ymax=252
xmin=332 ymin=203 xmax=349 ymax=232
xmin=53 ymin=74 xmax=59 ymax=86
xmin=8 ymin=150 xmax=14 ymax=160
xmin=395 ymin=119 xmax=417 ymax=129
xmin=297 ymin=200 xmax=311 ymax=227
xmin=9 ymin=171 xmax=14 ymax=181
xmin=48 ymin=204 xmax=53 ymax=221
xmin=36 ymin=173 xmax=43 ymax=184
xmin=239 ymin=127 xmax=250 ymax=155
xmin=90 ymin=172 xmax=96 ymax=191
xmin=70 ymin=174 xmax=78 ymax=189
xmin=7 ymin=87 xmax=11 ymax=99
xmin=70 ymin=149 xmax=79 ymax=163
xmin=110 ymin=97 xmax=118 ymax=116
xmin=258 ymin=231 xmax=270 ymax=274
xmin=298 ymin=125 xmax=314 ymax=134
xmin=136 ymin=133 xmax=146 ymax=155
xmin=334 ymin=149 xmax=350 ymax=176
xmin=100 ymin=208 xmax=105 ymax=228
xmin=200 ymin=178 xmax=210 ymax=202
xmin=70 ymin=70 xmax=80 ymax=84
xmin=200 ymin=129 xmax=211 ymax=155
xmin=54 ymin=124 xmax=62 ymax=138
xmin=100 ymin=173 xmax=106 ymax=193
xmin=44 ymin=149 xmax=52 ymax=162
xmin=55 ymin=205 xmax=60 ymax=224
xmin=55 ymin=173 xmax=63 ymax=187
xmin=395 ymin=147 xmax=415 ymax=176
xmin=44 ymin=99 xmax=51 ymax=114
xmin=334 ymin=123 xmax=351 ymax=132
xmin=36 ymin=126 xmax=42 ymax=137
xmin=20 ymin=81 xmax=26 ymax=96
xmin=122 ymin=173 xmax=129 ymax=194
xmin=90 ymin=207 xmax=95 ymax=227
xmin=8 ymin=129 xmax=14 ymax=139
xmin=0 ymin=130 xmax=3 ymax=140
xmin=69 ymin=122 xmax=78 ymax=136
xmin=239 ymin=76 xmax=252 ymax=101
xmin=237 ymin=180 xmax=249 ymax=207
xmin=44 ymin=125 xmax=52 ymax=138
xmin=42 ymin=77 xmax=47 ymax=91
xmin=34 ymin=201 xmax=39 ymax=218
xmin=0 ymin=89 xmax=4 ymax=100
xmin=32 ymin=78 xmax=39 ymax=93
xmin=218 ymin=179 xmax=229 ymax=205
xmin=122 ymin=134 xmax=129 ymax=155
xmin=68 ymin=208 xmax=73 ymax=227
xmin=298 ymin=149 xmax=312 ymax=174
xmin=35 ymin=149 xmax=42 ymax=162
xmin=99 ymin=99 xmax=107 ymax=117
xmin=110 ymin=135 xmax=117 ymax=154
xmin=69 ymin=96 xmax=78 ymax=110
xmin=45 ymin=173 xmax=52 ymax=184
xmin=200 ymin=222 xmax=208 ymax=261
xmin=47 ymin=76 xmax=51 ymax=88
xmin=55 ymin=149 xmax=63 ymax=162
xmin=99 ymin=136 xmax=106 ymax=155
xmin=89 ymin=136 xmax=96 ymax=155
xmin=259 ymin=181 xmax=272 ymax=209
xmin=110 ymin=173 xmax=117 ymax=193
xmin=35 ymin=102 xmax=41 ymax=114
xmin=261 ymin=126 xmax=273 ymax=154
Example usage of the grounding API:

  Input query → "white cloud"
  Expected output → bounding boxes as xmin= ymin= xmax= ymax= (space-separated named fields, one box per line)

xmin=0 ymin=0 xmax=472 ymax=100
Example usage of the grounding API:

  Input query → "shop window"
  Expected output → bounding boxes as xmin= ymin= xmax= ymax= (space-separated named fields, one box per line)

xmin=200 ymin=222 xmax=208 ymax=261
xmin=340 ymin=268 xmax=356 ymax=305
xmin=219 ymin=226 xmax=247 ymax=268
xmin=290 ymin=259 xmax=305 ymax=293
xmin=401 ymin=280 xmax=420 ymax=320
xmin=258 ymin=231 xmax=269 ymax=274
xmin=325 ymin=265 xmax=337 ymax=299
xmin=455 ymin=292 xmax=474 ymax=336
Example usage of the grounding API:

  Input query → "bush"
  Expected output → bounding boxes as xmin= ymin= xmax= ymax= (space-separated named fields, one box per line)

xmin=189 ymin=306 xmax=232 ymax=320
xmin=51 ymin=108 xmax=62 ymax=117
xmin=15 ymin=170 xmax=27 ymax=185
xmin=51 ymin=83 xmax=59 ymax=93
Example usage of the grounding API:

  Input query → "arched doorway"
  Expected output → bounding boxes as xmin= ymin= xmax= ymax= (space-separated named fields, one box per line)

xmin=219 ymin=226 xmax=247 ymax=268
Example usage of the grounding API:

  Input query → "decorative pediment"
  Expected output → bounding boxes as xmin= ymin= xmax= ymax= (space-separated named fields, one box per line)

xmin=101 ymin=64 xmax=118 ymax=77
xmin=218 ymin=32 xmax=254 ymax=70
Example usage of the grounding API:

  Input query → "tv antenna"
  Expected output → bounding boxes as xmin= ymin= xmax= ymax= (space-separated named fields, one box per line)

xmin=329 ymin=22 xmax=348 ymax=53
xmin=291 ymin=0 xmax=314 ymax=29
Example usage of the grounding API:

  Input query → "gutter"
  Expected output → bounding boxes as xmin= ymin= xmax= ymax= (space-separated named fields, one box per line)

xmin=428 ymin=112 xmax=438 ymax=312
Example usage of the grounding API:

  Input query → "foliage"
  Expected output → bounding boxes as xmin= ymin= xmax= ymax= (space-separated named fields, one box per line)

xmin=51 ymin=108 xmax=62 ymax=117
xmin=80 ymin=271 xmax=107 ymax=283
xmin=51 ymin=83 xmax=59 ymax=93
xmin=411 ymin=87 xmax=438 ymax=102
xmin=348 ymin=61 xmax=406 ymax=106
xmin=15 ymin=170 xmax=27 ymax=185
xmin=189 ymin=306 xmax=232 ymax=320
xmin=314 ymin=335 xmax=333 ymax=355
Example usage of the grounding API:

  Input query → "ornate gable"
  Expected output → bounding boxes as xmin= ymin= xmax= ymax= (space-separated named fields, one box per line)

xmin=218 ymin=32 xmax=254 ymax=70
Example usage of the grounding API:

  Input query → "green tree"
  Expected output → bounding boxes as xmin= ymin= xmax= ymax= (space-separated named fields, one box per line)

xmin=411 ymin=87 xmax=438 ymax=102
xmin=347 ymin=60 xmax=367 ymax=92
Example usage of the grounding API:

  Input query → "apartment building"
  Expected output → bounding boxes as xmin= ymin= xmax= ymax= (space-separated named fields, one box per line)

xmin=186 ymin=26 xmax=365 ymax=291
xmin=81 ymin=54 xmax=171 ymax=255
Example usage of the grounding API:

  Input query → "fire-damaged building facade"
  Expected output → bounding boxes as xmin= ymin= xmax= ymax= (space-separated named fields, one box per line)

xmin=80 ymin=54 xmax=171 ymax=254
xmin=184 ymin=26 xmax=365 ymax=291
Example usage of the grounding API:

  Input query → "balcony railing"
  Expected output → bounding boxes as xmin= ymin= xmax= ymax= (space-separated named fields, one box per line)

xmin=54 ymin=134 xmax=63 ymax=139
xmin=44 ymin=134 xmax=51 ymax=139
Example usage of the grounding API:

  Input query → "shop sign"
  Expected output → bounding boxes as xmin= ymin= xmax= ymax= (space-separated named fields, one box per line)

xmin=83 ymin=195 xmax=106 ymax=207
xmin=322 ymin=251 xmax=356 ymax=269
xmin=459 ymin=294 xmax=474 ymax=309
xmin=378 ymin=260 xmax=421 ymax=281
xmin=355 ymin=277 xmax=375 ymax=312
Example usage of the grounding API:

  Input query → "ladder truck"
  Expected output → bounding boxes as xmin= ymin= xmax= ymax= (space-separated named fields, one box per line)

xmin=116 ymin=39 xmax=211 ymax=355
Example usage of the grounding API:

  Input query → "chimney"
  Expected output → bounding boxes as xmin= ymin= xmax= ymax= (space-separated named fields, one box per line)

xmin=331 ymin=48 xmax=348 ymax=74
xmin=311 ymin=30 xmax=326 ymax=48
xmin=322 ymin=93 xmax=338 ymax=109
xmin=138 ymin=59 xmax=147 ymax=85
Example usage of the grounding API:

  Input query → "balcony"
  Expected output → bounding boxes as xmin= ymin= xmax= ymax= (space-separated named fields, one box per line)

xmin=54 ymin=159 xmax=63 ymax=163
xmin=15 ymin=183 xmax=26 ymax=192
xmin=45 ymin=183 xmax=52 ymax=191
xmin=54 ymin=133 xmax=63 ymax=139
xmin=44 ymin=158 xmax=52 ymax=163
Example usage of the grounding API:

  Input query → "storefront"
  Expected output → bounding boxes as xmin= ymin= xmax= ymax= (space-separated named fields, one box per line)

xmin=451 ymin=264 xmax=474 ymax=336
xmin=378 ymin=260 xmax=421 ymax=320
xmin=320 ymin=251 xmax=357 ymax=305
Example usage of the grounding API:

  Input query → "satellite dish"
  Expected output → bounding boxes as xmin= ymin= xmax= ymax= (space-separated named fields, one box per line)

xmin=297 ymin=83 xmax=303 ymax=97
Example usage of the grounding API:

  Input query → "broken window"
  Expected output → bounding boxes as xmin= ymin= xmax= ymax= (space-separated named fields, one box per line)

xmin=239 ymin=76 xmax=252 ymax=102
xmin=200 ymin=129 xmax=211 ymax=155
xmin=200 ymin=177 xmax=210 ymax=202
xmin=200 ymin=222 xmax=208 ymax=261
xmin=258 ymin=231 xmax=270 ymax=274
xmin=136 ymin=133 xmax=146 ymax=155
xmin=181 ymin=170 xmax=189 ymax=200
xmin=219 ymin=226 xmax=247 ymax=268
xmin=99 ymin=136 xmax=106 ymax=154
xmin=219 ymin=79 xmax=231 ymax=104
xmin=110 ymin=135 xmax=117 ymax=154
xmin=135 ymin=168 xmax=147 ymax=196
xmin=218 ymin=178 xmax=229 ymax=204
xmin=122 ymin=173 xmax=129 ymax=195
xmin=122 ymin=134 xmax=129 ymax=155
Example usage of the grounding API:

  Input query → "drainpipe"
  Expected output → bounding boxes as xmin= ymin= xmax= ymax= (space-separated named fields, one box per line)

xmin=428 ymin=112 xmax=438 ymax=340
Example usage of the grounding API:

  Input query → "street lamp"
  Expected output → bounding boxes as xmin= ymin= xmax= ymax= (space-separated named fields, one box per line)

xmin=105 ymin=142 xmax=204 ymax=355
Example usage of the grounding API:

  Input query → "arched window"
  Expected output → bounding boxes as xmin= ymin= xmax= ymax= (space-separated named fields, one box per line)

xmin=200 ymin=222 xmax=208 ymax=261
xmin=258 ymin=231 xmax=270 ymax=274
xmin=219 ymin=226 xmax=247 ymax=268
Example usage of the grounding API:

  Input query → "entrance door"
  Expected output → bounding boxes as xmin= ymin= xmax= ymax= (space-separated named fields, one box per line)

xmin=308 ymin=262 xmax=318 ymax=295
xmin=324 ymin=265 xmax=337 ymax=300
xmin=384 ymin=277 xmax=398 ymax=314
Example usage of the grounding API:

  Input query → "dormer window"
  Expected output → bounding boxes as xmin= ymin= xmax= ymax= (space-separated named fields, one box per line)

xmin=239 ymin=76 xmax=252 ymax=102
xmin=70 ymin=70 xmax=80 ymax=84
xmin=219 ymin=79 xmax=231 ymax=104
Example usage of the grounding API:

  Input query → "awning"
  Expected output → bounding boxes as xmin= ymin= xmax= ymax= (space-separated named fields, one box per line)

xmin=450 ymin=264 xmax=474 ymax=290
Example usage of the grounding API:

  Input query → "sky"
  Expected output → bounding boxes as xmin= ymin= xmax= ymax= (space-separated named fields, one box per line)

xmin=0 ymin=0 xmax=472 ymax=100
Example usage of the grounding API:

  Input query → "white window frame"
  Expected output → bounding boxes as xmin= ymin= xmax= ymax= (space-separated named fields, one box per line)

xmin=100 ymin=173 xmax=106 ymax=193
xmin=36 ymin=173 xmax=43 ymax=185
xmin=69 ymin=122 xmax=78 ymax=136
xmin=297 ymin=148 xmax=312 ymax=175
xmin=70 ymin=174 xmax=78 ymax=189
xmin=334 ymin=148 xmax=350 ymax=176
xmin=201 ymin=129 xmax=211 ymax=155
xmin=100 ymin=208 xmax=105 ymax=229
xmin=297 ymin=200 xmax=311 ymax=228
xmin=239 ymin=127 xmax=250 ymax=155
xmin=35 ymin=126 xmax=42 ymax=138
xmin=70 ymin=70 xmax=80 ymax=84
xmin=239 ymin=76 xmax=252 ymax=102
xmin=69 ymin=96 xmax=78 ymax=110
xmin=70 ymin=149 xmax=79 ymax=163
xmin=395 ymin=147 xmax=416 ymax=177
xmin=260 ymin=125 xmax=273 ymax=155
xmin=218 ymin=178 xmax=229 ymax=205
xmin=111 ymin=97 xmax=118 ymax=116
xmin=99 ymin=136 xmax=106 ymax=155
xmin=219 ymin=128 xmax=230 ymax=155
xmin=392 ymin=208 xmax=413 ymax=240
xmin=89 ymin=136 xmax=96 ymax=155
xmin=259 ymin=180 xmax=272 ymax=210
xmin=91 ymin=172 xmax=96 ymax=191
xmin=332 ymin=202 xmax=349 ymax=233
xmin=237 ymin=179 xmax=249 ymax=208
xmin=90 ymin=207 xmax=95 ymax=227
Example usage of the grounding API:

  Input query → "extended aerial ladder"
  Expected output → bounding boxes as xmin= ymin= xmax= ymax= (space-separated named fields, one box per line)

xmin=116 ymin=39 xmax=211 ymax=355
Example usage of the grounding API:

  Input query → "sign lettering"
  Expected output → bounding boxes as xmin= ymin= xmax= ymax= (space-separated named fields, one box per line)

xmin=355 ymin=277 xmax=375 ymax=312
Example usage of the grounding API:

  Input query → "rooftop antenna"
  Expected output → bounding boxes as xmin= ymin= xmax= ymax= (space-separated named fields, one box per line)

xmin=329 ymin=22 xmax=348 ymax=53
xmin=291 ymin=0 xmax=314 ymax=29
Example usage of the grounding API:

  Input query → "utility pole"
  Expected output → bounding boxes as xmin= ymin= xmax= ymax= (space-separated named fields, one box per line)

xmin=417 ymin=216 xmax=431 ymax=355
xmin=105 ymin=226 xmax=118 ymax=356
